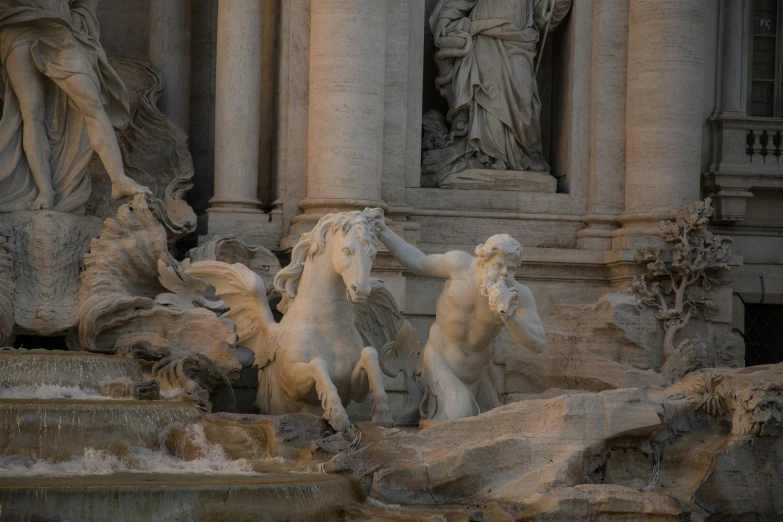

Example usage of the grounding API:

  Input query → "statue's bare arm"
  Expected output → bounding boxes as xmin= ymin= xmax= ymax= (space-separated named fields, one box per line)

xmin=375 ymin=224 xmax=470 ymax=279
xmin=502 ymin=282 xmax=546 ymax=353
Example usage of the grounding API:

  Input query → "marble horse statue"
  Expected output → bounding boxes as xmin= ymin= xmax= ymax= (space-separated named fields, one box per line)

xmin=187 ymin=209 xmax=397 ymax=431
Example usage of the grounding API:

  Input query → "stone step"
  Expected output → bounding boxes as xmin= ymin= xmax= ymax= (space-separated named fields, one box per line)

xmin=0 ymin=472 xmax=365 ymax=522
xmin=0 ymin=398 xmax=199 ymax=461
xmin=0 ymin=349 xmax=143 ymax=390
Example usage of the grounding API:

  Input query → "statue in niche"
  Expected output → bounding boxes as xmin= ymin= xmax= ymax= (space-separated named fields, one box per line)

xmin=423 ymin=0 xmax=571 ymax=188
xmin=374 ymin=220 xmax=546 ymax=420
xmin=0 ymin=0 xmax=150 ymax=213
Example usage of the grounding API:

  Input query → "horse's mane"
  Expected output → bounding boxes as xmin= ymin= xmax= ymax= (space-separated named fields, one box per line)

xmin=273 ymin=208 xmax=382 ymax=313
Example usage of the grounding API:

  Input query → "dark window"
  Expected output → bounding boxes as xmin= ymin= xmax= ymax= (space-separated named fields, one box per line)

xmin=749 ymin=0 xmax=783 ymax=117
xmin=744 ymin=303 xmax=783 ymax=366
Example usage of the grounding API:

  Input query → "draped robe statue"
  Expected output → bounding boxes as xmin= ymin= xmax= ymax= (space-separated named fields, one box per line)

xmin=424 ymin=0 xmax=571 ymax=184
xmin=0 ymin=0 xmax=149 ymax=213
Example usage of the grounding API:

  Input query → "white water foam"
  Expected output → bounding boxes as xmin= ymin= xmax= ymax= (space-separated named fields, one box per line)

xmin=0 ymin=385 xmax=114 ymax=400
xmin=0 ymin=424 xmax=268 ymax=476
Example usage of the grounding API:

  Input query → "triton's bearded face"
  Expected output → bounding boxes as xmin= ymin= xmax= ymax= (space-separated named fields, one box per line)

xmin=480 ymin=255 xmax=518 ymax=287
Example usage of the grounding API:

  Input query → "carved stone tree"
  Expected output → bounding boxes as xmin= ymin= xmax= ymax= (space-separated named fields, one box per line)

xmin=631 ymin=198 xmax=734 ymax=379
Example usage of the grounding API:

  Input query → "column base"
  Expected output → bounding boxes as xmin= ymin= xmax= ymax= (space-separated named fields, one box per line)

xmin=287 ymin=198 xmax=390 ymax=241
xmin=611 ymin=211 xmax=675 ymax=250
xmin=200 ymin=209 xmax=283 ymax=252
xmin=297 ymin=198 xmax=389 ymax=215
xmin=207 ymin=196 xmax=266 ymax=214
xmin=577 ymin=214 xmax=619 ymax=250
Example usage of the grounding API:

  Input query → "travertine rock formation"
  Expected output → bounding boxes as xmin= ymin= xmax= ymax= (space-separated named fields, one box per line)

xmin=501 ymin=292 xmax=667 ymax=395
xmin=1 ymin=212 xmax=102 ymax=337
xmin=308 ymin=364 xmax=781 ymax=521
xmin=327 ymin=388 xmax=661 ymax=508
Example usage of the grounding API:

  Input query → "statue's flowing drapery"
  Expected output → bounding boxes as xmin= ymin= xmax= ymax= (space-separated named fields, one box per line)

xmin=428 ymin=0 xmax=570 ymax=173
xmin=0 ymin=0 xmax=128 ymax=212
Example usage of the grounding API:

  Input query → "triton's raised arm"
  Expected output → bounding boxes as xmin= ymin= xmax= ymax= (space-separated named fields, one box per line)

xmin=374 ymin=220 xmax=469 ymax=279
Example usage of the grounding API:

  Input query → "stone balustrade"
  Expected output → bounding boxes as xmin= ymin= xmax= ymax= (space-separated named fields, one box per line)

xmin=705 ymin=114 xmax=783 ymax=222
xmin=746 ymin=127 xmax=783 ymax=164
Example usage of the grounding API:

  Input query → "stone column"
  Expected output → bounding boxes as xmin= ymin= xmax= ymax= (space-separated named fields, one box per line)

xmin=577 ymin=0 xmax=629 ymax=250
xmin=149 ymin=0 xmax=192 ymax=131
xmin=294 ymin=0 xmax=388 ymax=228
xmin=613 ymin=0 xmax=705 ymax=248
xmin=275 ymin=0 xmax=312 ymax=242
xmin=720 ymin=0 xmax=746 ymax=116
xmin=207 ymin=0 xmax=266 ymax=233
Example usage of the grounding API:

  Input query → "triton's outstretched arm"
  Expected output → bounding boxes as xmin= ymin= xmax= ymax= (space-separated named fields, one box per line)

xmin=375 ymin=221 xmax=470 ymax=279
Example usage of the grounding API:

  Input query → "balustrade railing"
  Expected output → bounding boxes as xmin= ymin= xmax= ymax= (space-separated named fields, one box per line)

xmin=746 ymin=129 xmax=783 ymax=163
xmin=705 ymin=115 xmax=783 ymax=222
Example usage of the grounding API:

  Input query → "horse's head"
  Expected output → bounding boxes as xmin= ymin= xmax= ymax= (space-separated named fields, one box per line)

xmin=273 ymin=208 xmax=384 ymax=312
xmin=326 ymin=208 xmax=382 ymax=304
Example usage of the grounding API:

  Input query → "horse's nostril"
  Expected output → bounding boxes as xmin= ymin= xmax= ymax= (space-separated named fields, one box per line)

xmin=351 ymin=283 xmax=359 ymax=294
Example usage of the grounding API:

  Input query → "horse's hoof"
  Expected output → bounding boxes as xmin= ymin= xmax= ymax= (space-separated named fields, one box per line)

xmin=327 ymin=410 xmax=351 ymax=433
xmin=372 ymin=409 xmax=394 ymax=427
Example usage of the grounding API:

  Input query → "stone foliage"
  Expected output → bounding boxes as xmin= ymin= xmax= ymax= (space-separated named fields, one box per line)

xmin=631 ymin=198 xmax=736 ymax=379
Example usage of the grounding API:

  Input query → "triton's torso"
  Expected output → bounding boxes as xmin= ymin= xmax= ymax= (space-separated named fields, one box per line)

xmin=426 ymin=271 xmax=504 ymax=385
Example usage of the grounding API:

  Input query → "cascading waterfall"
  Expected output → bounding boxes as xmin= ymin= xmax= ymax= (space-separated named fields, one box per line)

xmin=0 ymin=350 xmax=143 ymax=390
xmin=0 ymin=473 xmax=364 ymax=522
xmin=0 ymin=399 xmax=201 ymax=461
xmin=0 ymin=350 xmax=368 ymax=521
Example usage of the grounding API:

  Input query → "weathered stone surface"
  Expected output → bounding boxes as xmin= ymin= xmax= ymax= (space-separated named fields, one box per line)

xmin=439 ymin=169 xmax=558 ymax=192
xmin=0 ymin=473 xmax=365 ymax=522
xmin=634 ymin=364 xmax=783 ymax=520
xmin=501 ymin=293 xmax=667 ymax=394
xmin=0 ymin=212 xmax=103 ymax=337
xmin=0 ymin=350 xmax=143 ymax=390
xmin=0 ymin=235 xmax=13 ymax=344
xmin=516 ymin=485 xmax=685 ymax=522
xmin=328 ymin=388 xmax=660 ymax=508
xmin=166 ymin=413 xmax=331 ymax=465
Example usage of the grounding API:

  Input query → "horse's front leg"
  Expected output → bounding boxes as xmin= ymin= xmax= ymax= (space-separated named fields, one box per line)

xmin=289 ymin=358 xmax=350 ymax=432
xmin=350 ymin=347 xmax=393 ymax=426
